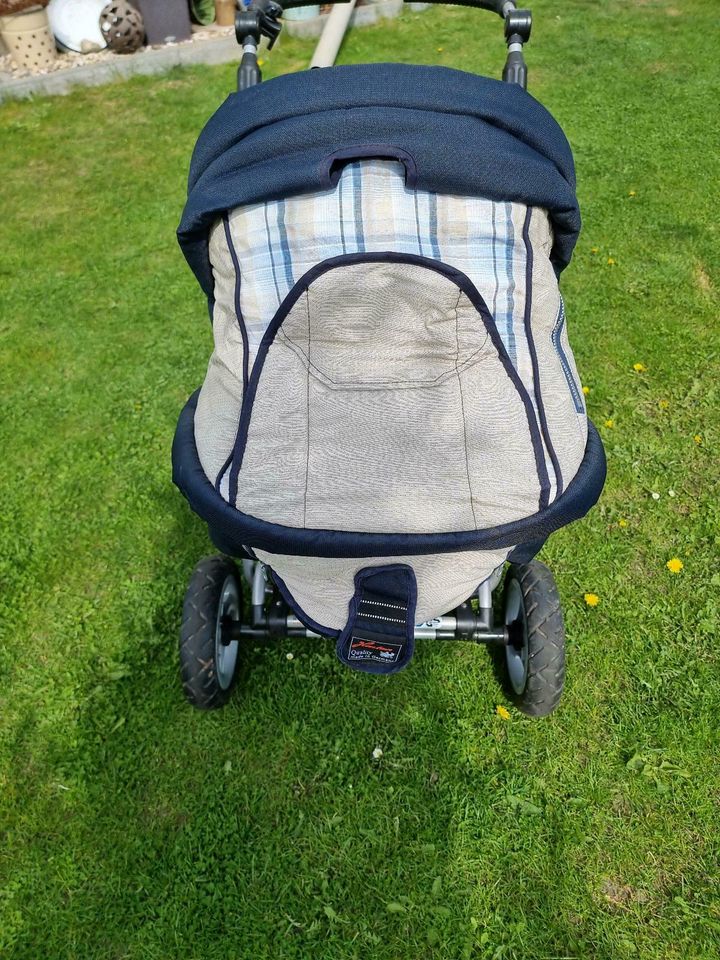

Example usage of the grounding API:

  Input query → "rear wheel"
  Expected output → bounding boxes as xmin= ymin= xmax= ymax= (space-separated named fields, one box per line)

xmin=179 ymin=555 xmax=242 ymax=709
xmin=503 ymin=560 xmax=565 ymax=717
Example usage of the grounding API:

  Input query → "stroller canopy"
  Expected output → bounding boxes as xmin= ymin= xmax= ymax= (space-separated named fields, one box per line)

xmin=178 ymin=63 xmax=581 ymax=300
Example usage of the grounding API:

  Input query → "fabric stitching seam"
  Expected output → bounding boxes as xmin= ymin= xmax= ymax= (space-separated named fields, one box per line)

xmin=302 ymin=290 xmax=311 ymax=528
xmin=455 ymin=291 xmax=478 ymax=530
xmin=277 ymin=327 xmax=490 ymax=388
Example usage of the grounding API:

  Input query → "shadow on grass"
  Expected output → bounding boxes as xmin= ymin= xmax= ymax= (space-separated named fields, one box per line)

xmin=0 ymin=506 xmax=595 ymax=958
xmin=1 ymin=489 xmax=654 ymax=960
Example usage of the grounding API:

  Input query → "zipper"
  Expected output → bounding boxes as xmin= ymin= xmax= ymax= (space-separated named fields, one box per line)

xmin=551 ymin=297 xmax=584 ymax=414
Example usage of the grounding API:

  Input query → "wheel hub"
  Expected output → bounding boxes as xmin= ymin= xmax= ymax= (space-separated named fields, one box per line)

xmin=504 ymin=577 xmax=529 ymax=695
xmin=215 ymin=575 xmax=241 ymax=690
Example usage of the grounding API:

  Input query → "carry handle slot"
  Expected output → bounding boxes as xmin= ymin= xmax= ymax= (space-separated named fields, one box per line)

xmin=322 ymin=146 xmax=418 ymax=189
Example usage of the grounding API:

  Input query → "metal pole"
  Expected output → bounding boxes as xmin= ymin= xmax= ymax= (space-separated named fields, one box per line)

xmin=309 ymin=0 xmax=357 ymax=69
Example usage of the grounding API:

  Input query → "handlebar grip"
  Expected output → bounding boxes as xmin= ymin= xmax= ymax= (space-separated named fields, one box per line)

xmin=502 ymin=49 xmax=527 ymax=87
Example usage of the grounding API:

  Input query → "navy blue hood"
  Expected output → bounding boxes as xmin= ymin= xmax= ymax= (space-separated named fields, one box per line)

xmin=177 ymin=62 xmax=580 ymax=297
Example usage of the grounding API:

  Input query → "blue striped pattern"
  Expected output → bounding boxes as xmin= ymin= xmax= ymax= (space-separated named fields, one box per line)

xmin=224 ymin=160 xmax=532 ymax=383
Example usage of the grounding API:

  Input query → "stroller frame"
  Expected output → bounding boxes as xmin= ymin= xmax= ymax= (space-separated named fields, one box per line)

xmin=234 ymin=0 xmax=533 ymax=94
xmin=177 ymin=0 xmax=576 ymax=717
xmin=231 ymin=560 xmax=506 ymax=644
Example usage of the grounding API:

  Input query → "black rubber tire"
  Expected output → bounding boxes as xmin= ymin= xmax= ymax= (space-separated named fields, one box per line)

xmin=502 ymin=560 xmax=566 ymax=717
xmin=179 ymin=555 xmax=241 ymax=710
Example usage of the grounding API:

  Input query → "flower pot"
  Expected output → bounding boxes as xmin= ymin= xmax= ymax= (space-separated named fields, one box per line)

xmin=0 ymin=5 xmax=56 ymax=69
xmin=214 ymin=0 xmax=235 ymax=27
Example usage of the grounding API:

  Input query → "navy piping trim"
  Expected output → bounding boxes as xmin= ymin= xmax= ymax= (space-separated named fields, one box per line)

xmin=173 ymin=390 xmax=607 ymax=558
xmin=215 ymin=449 xmax=233 ymax=493
xmin=271 ymin=570 xmax=339 ymax=637
xmin=222 ymin=213 xmax=249 ymax=394
xmin=322 ymin=145 xmax=418 ymax=189
xmin=226 ymin=251 xmax=548 ymax=511
xmin=521 ymin=208 xmax=562 ymax=502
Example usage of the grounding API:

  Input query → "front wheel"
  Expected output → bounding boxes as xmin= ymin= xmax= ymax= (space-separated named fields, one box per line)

xmin=179 ymin=555 xmax=242 ymax=710
xmin=502 ymin=560 xmax=565 ymax=717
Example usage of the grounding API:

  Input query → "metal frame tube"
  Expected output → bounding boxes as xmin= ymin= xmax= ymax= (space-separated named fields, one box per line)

xmin=309 ymin=0 xmax=357 ymax=69
xmin=233 ymin=563 xmax=509 ymax=646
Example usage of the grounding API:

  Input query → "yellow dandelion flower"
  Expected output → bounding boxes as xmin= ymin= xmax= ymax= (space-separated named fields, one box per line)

xmin=618 ymin=518 xmax=628 ymax=528
xmin=628 ymin=190 xmax=637 ymax=197
xmin=582 ymin=385 xmax=590 ymax=396
xmin=607 ymin=257 xmax=616 ymax=266
xmin=604 ymin=419 xmax=615 ymax=428
xmin=633 ymin=362 xmax=647 ymax=373
xmin=437 ymin=46 xmax=444 ymax=52
xmin=666 ymin=557 xmax=684 ymax=574
xmin=496 ymin=705 xmax=511 ymax=720
xmin=591 ymin=246 xmax=599 ymax=254
xmin=693 ymin=434 xmax=702 ymax=445
xmin=658 ymin=399 xmax=669 ymax=410
xmin=584 ymin=593 xmax=600 ymax=608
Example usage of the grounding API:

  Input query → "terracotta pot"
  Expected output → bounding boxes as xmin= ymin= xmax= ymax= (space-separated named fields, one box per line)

xmin=214 ymin=0 xmax=235 ymax=27
xmin=0 ymin=5 xmax=56 ymax=69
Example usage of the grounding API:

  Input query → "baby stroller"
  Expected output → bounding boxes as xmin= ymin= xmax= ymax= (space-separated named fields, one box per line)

xmin=172 ymin=0 xmax=606 ymax=716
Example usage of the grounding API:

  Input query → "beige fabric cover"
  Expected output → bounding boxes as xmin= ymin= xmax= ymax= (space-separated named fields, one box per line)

xmin=193 ymin=163 xmax=589 ymax=626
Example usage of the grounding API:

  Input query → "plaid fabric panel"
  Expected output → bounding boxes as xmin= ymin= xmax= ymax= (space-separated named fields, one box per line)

xmin=224 ymin=160 xmax=555 ymax=495
xmin=226 ymin=161 xmax=531 ymax=369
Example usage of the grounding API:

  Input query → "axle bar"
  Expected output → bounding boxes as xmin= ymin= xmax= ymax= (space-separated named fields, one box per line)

xmin=223 ymin=613 xmax=507 ymax=645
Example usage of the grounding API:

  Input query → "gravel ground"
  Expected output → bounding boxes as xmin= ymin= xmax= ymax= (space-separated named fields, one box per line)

xmin=0 ymin=23 xmax=234 ymax=80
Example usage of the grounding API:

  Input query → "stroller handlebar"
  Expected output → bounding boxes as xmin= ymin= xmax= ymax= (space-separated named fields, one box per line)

xmin=236 ymin=0 xmax=531 ymax=91
xmin=280 ymin=0 xmax=509 ymax=13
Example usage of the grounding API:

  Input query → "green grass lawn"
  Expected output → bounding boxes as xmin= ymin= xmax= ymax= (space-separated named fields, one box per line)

xmin=1 ymin=0 xmax=719 ymax=957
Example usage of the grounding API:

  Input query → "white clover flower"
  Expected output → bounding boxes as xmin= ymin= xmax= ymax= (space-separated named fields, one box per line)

xmin=651 ymin=492 xmax=661 ymax=501
xmin=286 ymin=652 xmax=294 ymax=661
xmin=372 ymin=747 xmax=383 ymax=760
